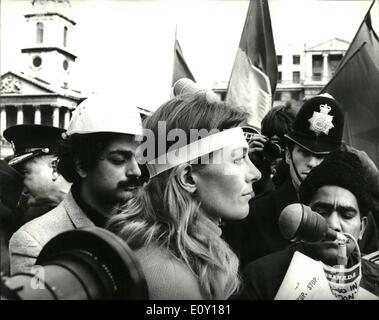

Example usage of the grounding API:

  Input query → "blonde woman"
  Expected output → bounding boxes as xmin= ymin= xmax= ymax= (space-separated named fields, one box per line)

xmin=107 ymin=94 xmax=261 ymax=299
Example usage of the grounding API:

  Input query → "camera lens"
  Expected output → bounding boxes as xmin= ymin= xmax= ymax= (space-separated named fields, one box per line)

xmin=263 ymin=141 xmax=283 ymax=161
xmin=1 ymin=227 xmax=148 ymax=300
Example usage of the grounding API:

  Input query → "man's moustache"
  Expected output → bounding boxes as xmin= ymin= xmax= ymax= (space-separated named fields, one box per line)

xmin=117 ymin=179 xmax=141 ymax=189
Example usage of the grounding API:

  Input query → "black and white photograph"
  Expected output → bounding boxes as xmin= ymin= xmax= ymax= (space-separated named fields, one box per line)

xmin=0 ymin=0 xmax=379 ymax=309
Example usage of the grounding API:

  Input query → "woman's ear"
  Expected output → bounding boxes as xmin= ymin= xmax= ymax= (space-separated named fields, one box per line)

xmin=176 ymin=163 xmax=197 ymax=194
xmin=75 ymin=159 xmax=87 ymax=179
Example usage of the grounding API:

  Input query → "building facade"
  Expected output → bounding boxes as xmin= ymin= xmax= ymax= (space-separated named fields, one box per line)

xmin=212 ymin=38 xmax=349 ymax=111
xmin=275 ymin=38 xmax=349 ymax=108
xmin=0 ymin=0 xmax=84 ymax=159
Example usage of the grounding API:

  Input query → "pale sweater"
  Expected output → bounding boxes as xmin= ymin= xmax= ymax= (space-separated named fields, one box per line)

xmin=134 ymin=245 xmax=205 ymax=300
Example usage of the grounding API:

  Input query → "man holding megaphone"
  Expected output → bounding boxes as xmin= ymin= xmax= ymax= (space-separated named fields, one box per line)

xmin=239 ymin=151 xmax=379 ymax=300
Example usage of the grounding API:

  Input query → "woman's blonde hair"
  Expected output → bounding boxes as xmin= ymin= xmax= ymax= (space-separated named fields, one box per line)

xmin=107 ymin=94 xmax=248 ymax=299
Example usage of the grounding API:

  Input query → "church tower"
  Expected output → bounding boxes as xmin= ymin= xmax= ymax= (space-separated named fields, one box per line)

xmin=21 ymin=0 xmax=76 ymax=88
xmin=0 ymin=0 xmax=84 ymax=159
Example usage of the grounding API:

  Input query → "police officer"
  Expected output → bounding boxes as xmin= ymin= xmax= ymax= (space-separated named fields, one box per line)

xmin=3 ymin=125 xmax=71 ymax=223
xmin=9 ymin=94 xmax=143 ymax=274
xmin=225 ymin=93 xmax=378 ymax=267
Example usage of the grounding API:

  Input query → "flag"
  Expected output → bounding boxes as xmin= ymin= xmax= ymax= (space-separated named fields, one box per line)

xmin=335 ymin=0 xmax=379 ymax=73
xmin=226 ymin=0 xmax=277 ymax=129
xmin=321 ymin=0 xmax=379 ymax=167
xmin=172 ymin=37 xmax=196 ymax=86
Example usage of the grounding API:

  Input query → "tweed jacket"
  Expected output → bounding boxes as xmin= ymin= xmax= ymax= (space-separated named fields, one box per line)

xmin=9 ymin=190 xmax=94 ymax=275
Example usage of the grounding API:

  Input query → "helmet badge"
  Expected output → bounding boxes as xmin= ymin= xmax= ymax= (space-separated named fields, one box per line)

xmin=308 ymin=104 xmax=334 ymax=136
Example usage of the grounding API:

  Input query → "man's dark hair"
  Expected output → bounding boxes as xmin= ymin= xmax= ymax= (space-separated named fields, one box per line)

xmin=261 ymin=105 xmax=297 ymax=139
xmin=57 ymin=133 xmax=124 ymax=183
xmin=300 ymin=151 xmax=372 ymax=217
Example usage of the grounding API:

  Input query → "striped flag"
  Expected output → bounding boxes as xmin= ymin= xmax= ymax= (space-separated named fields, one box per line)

xmin=226 ymin=0 xmax=277 ymax=129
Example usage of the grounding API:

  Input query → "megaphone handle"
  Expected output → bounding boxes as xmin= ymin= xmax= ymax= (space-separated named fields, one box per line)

xmin=337 ymin=241 xmax=348 ymax=266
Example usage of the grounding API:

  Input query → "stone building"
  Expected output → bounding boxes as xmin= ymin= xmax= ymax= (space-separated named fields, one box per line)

xmin=0 ymin=0 xmax=84 ymax=158
xmin=276 ymin=38 xmax=349 ymax=107
xmin=212 ymin=38 xmax=349 ymax=110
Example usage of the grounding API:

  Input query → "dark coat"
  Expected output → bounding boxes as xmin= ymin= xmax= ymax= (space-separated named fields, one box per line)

xmin=238 ymin=244 xmax=379 ymax=300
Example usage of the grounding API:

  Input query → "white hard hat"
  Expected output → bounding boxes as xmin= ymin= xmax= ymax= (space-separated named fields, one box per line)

xmin=64 ymin=94 xmax=143 ymax=138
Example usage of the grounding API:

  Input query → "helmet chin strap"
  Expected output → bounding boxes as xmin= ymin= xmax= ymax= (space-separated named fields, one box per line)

xmin=289 ymin=150 xmax=303 ymax=188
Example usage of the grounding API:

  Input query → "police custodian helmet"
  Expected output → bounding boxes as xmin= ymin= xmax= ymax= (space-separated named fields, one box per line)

xmin=285 ymin=93 xmax=344 ymax=154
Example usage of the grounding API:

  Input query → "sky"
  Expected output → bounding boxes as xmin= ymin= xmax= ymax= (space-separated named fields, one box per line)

xmin=0 ymin=0 xmax=374 ymax=111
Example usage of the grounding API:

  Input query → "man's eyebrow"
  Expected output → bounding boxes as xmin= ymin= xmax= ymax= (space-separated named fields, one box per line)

xmin=107 ymin=150 xmax=135 ymax=156
xmin=311 ymin=202 xmax=333 ymax=210
xmin=311 ymin=201 xmax=358 ymax=213
xmin=337 ymin=206 xmax=358 ymax=214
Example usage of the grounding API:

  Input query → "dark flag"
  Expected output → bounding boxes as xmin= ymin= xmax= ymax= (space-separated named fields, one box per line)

xmin=172 ymin=37 xmax=196 ymax=86
xmin=226 ymin=0 xmax=277 ymax=129
xmin=321 ymin=0 xmax=379 ymax=167
xmin=335 ymin=1 xmax=379 ymax=72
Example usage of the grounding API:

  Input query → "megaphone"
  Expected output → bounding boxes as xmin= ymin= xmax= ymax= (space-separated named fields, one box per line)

xmin=172 ymin=78 xmax=220 ymax=102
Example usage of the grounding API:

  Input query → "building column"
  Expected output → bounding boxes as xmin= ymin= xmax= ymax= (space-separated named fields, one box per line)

xmin=322 ymin=53 xmax=329 ymax=82
xmin=34 ymin=106 xmax=41 ymax=125
xmin=0 ymin=106 xmax=7 ymax=136
xmin=16 ymin=106 xmax=24 ymax=125
xmin=64 ymin=108 xmax=71 ymax=129
xmin=53 ymin=107 xmax=59 ymax=127
xmin=306 ymin=53 xmax=313 ymax=82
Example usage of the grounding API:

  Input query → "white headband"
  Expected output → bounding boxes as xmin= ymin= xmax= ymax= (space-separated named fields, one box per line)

xmin=146 ymin=127 xmax=248 ymax=178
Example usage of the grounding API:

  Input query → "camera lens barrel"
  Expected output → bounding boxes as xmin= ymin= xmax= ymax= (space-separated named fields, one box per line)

xmin=263 ymin=140 xmax=283 ymax=160
xmin=2 ymin=260 xmax=100 ymax=300
xmin=1 ymin=227 xmax=148 ymax=300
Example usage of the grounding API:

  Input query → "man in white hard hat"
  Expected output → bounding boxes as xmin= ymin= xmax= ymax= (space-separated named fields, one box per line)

xmin=9 ymin=94 xmax=143 ymax=274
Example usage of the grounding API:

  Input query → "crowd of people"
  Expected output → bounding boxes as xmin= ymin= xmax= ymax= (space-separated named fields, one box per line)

xmin=0 ymin=88 xmax=378 ymax=300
